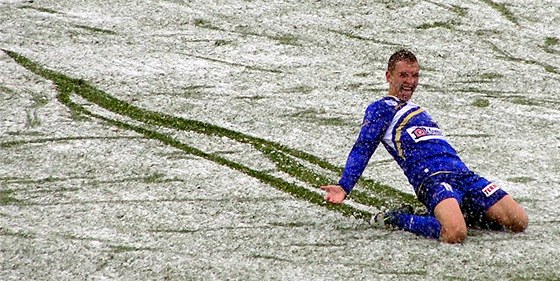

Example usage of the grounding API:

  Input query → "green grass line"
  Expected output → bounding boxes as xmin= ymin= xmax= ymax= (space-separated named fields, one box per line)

xmin=0 ymin=136 xmax=144 ymax=148
xmin=184 ymin=53 xmax=283 ymax=73
xmin=73 ymin=24 xmax=117 ymax=35
xmin=0 ymin=175 xmax=183 ymax=186
xmin=151 ymin=225 xmax=273 ymax=234
xmin=487 ymin=41 xmax=559 ymax=75
xmin=20 ymin=5 xmax=60 ymax=14
xmin=417 ymin=21 xmax=458 ymax=30
xmin=479 ymin=0 xmax=519 ymax=25
xmin=108 ymin=245 xmax=155 ymax=253
xmin=326 ymin=28 xmax=400 ymax=46
xmin=264 ymin=149 xmax=418 ymax=208
xmin=193 ymin=18 xmax=302 ymax=47
xmin=4 ymin=49 xmax=418 ymax=220
xmin=425 ymin=2 xmax=468 ymax=17
xmin=0 ymin=227 xmax=35 ymax=239
xmin=0 ymin=189 xmax=22 ymax=205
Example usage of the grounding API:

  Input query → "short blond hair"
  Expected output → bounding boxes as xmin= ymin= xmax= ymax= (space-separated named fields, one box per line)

xmin=388 ymin=49 xmax=418 ymax=72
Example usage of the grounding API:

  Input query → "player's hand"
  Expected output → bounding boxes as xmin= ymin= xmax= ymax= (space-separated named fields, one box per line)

xmin=320 ymin=185 xmax=347 ymax=204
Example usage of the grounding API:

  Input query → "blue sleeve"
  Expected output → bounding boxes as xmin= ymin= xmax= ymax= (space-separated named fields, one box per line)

xmin=338 ymin=103 xmax=391 ymax=195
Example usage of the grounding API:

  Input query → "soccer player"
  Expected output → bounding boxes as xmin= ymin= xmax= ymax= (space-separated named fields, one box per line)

xmin=320 ymin=49 xmax=528 ymax=243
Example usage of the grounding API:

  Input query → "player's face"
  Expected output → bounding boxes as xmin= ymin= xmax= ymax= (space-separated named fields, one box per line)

xmin=386 ymin=60 xmax=419 ymax=102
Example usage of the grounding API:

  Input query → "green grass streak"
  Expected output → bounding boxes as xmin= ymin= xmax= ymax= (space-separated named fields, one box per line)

xmin=73 ymin=25 xmax=117 ymax=35
xmin=479 ymin=0 xmax=518 ymax=25
xmin=0 ymin=189 xmax=22 ymax=205
xmin=0 ymin=136 xmax=143 ymax=148
xmin=417 ymin=21 xmax=457 ymax=30
xmin=472 ymin=98 xmax=490 ymax=108
xmin=185 ymin=53 xmax=282 ymax=73
xmin=20 ymin=5 xmax=59 ymax=14
xmin=195 ymin=19 xmax=301 ymax=47
xmin=360 ymin=178 xmax=419 ymax=207
xmin=263 ymin=148 xmax=417 ymax=208
xmin=0 ymin=227 xmax=35 ymax=239
xmin=487 ymin=41 xmax=559 ymax=75
xmin=326 ymin=28 xmax=399 ymax=46
xmin=109 ymin=245 xmax=154 ymax=253
xmin=1 ymin=52 xmax=348 ymax=177
xmin=5 ymin=50 xmax=377 ymax=220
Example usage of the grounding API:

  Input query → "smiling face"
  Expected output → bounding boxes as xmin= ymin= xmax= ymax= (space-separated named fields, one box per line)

xmin=386 ymin=59 xmax=419 ymax=102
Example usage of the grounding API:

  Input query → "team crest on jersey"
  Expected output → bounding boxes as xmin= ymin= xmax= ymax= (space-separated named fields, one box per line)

xmin=406 ymin=126 xmax=445 ymax=142
xmin=482 ymin=183 xmax=501 ymax=197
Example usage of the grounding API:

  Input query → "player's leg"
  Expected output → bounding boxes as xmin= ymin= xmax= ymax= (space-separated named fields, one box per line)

xmin=379 ymin=199 xmax=466 ymax=243
xmin=461 ymin=175 xmax=528 ymax=233
xmin=380 ymin=207 xmax=442 ymax=239
xmin=380 ymin=179 xmax=467 ymax=243
xmin=421 ymin=179 xmax=467 ymax=243
xmin=485 ymin=195 xmax=528 ymax=232
xmin=433 ymin=198 xmax=467 ymax=243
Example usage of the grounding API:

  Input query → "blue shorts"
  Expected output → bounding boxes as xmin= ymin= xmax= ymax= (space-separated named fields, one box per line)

xmin=416 ymin=172 xmax=508 ymax=220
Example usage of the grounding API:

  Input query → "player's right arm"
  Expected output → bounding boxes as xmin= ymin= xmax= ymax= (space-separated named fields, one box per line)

xmin=320 ymin=185 xmax=347 ymax=204
xmin=335 ymin=101 xmax=392 ymax=196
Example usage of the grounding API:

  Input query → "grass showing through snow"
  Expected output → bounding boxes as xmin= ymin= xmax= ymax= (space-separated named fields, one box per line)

xmin=4 ymin=50 xmax=420 ymax=223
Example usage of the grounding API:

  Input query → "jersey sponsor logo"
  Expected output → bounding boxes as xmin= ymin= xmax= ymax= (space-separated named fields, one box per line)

xmin=406 ymin=126 xmax=445 ymax=142
xmin=482 ymin=183 xmax=500 ymax=197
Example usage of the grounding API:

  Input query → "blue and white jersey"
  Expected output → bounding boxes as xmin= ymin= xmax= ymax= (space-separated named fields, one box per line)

xmin=338 ymin=96 xmax=470 ymax=195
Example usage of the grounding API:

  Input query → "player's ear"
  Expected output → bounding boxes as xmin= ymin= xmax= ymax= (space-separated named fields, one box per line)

xmin=385 ymin=70 xmax=391 ymax=82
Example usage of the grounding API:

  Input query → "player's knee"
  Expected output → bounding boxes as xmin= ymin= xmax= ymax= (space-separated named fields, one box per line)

xmin=440 ymin=224 xmax=468 ymax=244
